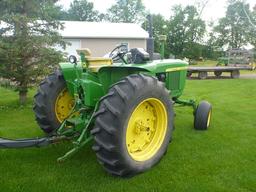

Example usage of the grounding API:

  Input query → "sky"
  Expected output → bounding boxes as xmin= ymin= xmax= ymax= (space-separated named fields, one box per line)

xmin=58 ymin=0 xmax=256 ymax=24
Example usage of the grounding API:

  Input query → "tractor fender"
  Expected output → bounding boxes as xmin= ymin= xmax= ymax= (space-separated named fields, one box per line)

xmin=98 ymin=66 xmax=151 ymax=93
xmin=58 ymin=62 xmax=83 ymax=96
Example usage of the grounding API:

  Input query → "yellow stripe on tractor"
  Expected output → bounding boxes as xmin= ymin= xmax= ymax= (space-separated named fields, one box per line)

xmin=166 ymin=67 xmax=188 ymax=72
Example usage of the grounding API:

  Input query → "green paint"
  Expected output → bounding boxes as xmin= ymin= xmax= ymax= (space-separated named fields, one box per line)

xmin=60 ymin=58 xmax=188 ymax=103
xmin=98 ymin=66 xmax=149 ymax=93
xmin=159 ymin=35 xmax=167 ymax=59
xmin=59 ymin=62 xmax=82 ymax=96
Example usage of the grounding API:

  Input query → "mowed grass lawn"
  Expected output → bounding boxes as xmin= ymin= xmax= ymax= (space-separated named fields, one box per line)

xmin=0 ymin=79 xmax=255 ymax=192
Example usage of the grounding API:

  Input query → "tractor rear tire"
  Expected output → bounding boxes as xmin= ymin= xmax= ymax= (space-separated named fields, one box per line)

xmin=33 ymin=70 xmax=73 ymax=134
xmin=91 ymin=74 xmax=174 ymax=177
xmin=194 ymin=101 xmax=212 ymax=130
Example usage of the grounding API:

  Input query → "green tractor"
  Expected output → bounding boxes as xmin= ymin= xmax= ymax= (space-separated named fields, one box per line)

xmin=0 ymin=44 xmax=212 ymax=177
xmin=217 ymin=48 xmax=254 ymax=66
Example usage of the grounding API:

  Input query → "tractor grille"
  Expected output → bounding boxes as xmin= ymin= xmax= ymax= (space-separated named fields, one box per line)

xmin=168 ymin=71 xmax=180 ymax=90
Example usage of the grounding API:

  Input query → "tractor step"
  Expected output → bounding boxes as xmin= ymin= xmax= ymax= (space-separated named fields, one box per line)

xmin=0 ymin=136 xmax=66 ymax=149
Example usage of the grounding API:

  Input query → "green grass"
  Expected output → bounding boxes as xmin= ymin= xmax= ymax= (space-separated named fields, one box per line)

xmin=0 ymin=79 xmax=256 ymax=192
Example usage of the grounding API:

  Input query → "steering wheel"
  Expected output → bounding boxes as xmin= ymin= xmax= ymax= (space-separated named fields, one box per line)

xmin=109 ymin=44 xmax=128 ymax=63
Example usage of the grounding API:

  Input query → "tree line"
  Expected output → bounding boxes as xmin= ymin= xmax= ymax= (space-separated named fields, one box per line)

xmin=56 ymin=0 xmax=256 ymax=59
xmin=0 ymin=0 xmax=255 ymax=104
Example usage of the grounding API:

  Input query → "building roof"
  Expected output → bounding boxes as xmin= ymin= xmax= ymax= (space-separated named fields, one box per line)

xmin=59 ymin=21 xmax=149 ymax=39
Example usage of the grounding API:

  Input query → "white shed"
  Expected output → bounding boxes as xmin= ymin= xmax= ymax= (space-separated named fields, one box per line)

xmin=58 ymin=21 xmax=149 ymax=57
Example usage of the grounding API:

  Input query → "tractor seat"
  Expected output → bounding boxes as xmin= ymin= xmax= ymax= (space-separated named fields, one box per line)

xmin=86 ymin=57 xmax=113 ymax=72
xmin=76 ymin=48 xmax=113 ymax=72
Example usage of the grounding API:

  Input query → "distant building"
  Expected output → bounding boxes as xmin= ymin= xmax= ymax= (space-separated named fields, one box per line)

xmin=57 ymin=21 xmax=149 ymax=57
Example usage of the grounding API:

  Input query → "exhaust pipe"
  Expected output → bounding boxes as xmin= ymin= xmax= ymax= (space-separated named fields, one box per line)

xmin=146 ymin=15 xmax=154 ymax=60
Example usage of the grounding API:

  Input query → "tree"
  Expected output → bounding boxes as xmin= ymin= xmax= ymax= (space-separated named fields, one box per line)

xmin=212 ymin=1 xmax=254 ymax=48
xmin=66 ymin=0 xmax=102 ymax=21
xmin=168 ymin=5 xmax=206 ymax=59
xmin=106 ymin=0 xmax=146 ymax=23
xmin=0 ymin=0 xmax=66 ymax=104
xmin=52 ymin=5 xmax=70 ymax=20
xmin=246 ymin=3 xmax=256 ymax=48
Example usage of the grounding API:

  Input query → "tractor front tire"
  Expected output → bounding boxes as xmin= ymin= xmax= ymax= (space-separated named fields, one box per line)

xmin=33 ymin=70 xmax=73 ymax=134
xmin=91 ymin=74 xmax=174 ymax=177
xmin=194 ymin=101 xmax=212 ymax=130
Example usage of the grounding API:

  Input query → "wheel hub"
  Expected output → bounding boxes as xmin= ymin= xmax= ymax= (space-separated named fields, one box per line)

xmin=126 ymin=98 xmax=168 ymax=161
xmin=55 ymin=88 xmax=74 ymax=123
xmin=135 ymin=120 xmax=153 ymax=134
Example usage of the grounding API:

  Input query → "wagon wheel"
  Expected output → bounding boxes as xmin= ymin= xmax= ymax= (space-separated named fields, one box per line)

xmin=231 ymin=70 xmax=240 ymax=79
xmin=187 ymin=71 xmax=192 ymax=78
xmin=198 ymin=71 xmax=208 ymax=79
xmin=214 ymin=71 xmax=222 ymax=77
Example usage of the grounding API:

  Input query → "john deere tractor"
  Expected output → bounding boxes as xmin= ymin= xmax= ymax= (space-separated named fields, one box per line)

xmin=0 ymin=44 xmax=212 ymax=177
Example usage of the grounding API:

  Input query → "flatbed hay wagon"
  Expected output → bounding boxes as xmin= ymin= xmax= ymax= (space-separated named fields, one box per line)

xmin=187 ymin=65 xmax=254 ymax=79
xmin=187 ymin=48 xmax=255 ymax=79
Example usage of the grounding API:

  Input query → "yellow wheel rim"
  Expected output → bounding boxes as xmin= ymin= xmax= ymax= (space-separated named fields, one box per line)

xmin=55 ymin=88 xmax=74 ymax=123
xmin=126 ymin=98 xmax=168 ymax=161
xmin=207 ymin=110 xmax=212 ymax=128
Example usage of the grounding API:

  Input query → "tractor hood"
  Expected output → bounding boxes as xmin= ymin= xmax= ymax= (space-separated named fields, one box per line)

xmin=110 ymin=59 xmax=188 ymax=74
